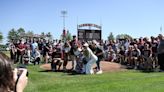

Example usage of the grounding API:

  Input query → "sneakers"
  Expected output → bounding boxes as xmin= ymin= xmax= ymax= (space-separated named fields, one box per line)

xmin=96 ymin=70 xmax=103 ymax=74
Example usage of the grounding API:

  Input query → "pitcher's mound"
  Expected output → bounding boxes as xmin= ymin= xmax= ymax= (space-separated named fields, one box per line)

xmin=40 ymin=61 xmax=127 ymax=72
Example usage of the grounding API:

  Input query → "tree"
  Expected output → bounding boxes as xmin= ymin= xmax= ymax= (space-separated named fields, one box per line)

xmin=124 ymin=34 xmax=133 ymax=40
xmin=8 ymin=28 xmax=26 ymax=41
xmin=108 ymin=32 xmax=115 ymax=41
xmin=26 ymin=31 xmax=34 ymax=37
xmin=41 ymin=32 xmax=45 ymax=38
xmin=17 ymin=28 xmax=25 ymax=34
xmin=66 ymin=31 xmax=72 ymax=41
xmin=46 ymin=32 xmax=53 ymax=40
xmin=17 ymin=28 xmax=25 ymax=38
xmin=0 ymin=32 xmax=3 ymax=42
xmin=7 ymin=28 xmax=18 ymax=41
xmin=116 ymin=34 xmax=132 ymax=40
xmin=41 ymin=32 xmax=45 ymax=36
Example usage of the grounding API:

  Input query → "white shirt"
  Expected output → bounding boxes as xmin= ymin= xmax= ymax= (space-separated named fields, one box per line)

xmin=84 ymin=47 xmax=98 ymax=61
xmin=35 ymin=50 xmax=40 ymax=58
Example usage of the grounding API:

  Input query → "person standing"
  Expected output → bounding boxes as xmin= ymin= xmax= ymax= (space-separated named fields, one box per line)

xmin=92 ymin=40 xmax=104 ymax=74
xmin=31 ymin=39 xmax=38 ymax=58
xmin=157 ymin=34 xmax=164 ymax=71
xmin=16 ymin=40 xmax=26 ymax=64
xmin=63 ymin=41 xmax=71 ymax=71
xmin=43 ymin=39 xmax=50 ymax=63
xmin=34 ymin=48 xmax=41 ymax=65
xmin=150 ymin=36 xmax=159 ymax=68
xmin=70 ymin=35 xmax=78 ymax=71
xmin=9 ymin=40 xmax=16 ymax=62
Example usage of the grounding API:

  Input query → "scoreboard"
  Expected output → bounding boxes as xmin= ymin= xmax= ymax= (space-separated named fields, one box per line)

xmin=78 ymin=29 xmax=101 ymax=41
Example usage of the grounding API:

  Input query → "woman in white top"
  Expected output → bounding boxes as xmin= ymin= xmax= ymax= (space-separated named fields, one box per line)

xmin=83 ymin=43 xmax=98 ymax=74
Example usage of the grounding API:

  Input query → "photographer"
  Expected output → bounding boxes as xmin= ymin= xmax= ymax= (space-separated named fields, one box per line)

xmin=0 ymin=52 xmax=28 ymax=92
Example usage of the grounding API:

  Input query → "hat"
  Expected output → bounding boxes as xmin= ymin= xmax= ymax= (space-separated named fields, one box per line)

xmin=83 ymin=43 xmax=89 ymax=47
xmin=92 ymin=40 xmax=99 ymax=45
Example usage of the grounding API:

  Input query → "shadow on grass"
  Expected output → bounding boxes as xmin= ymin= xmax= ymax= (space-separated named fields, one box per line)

xmin=38 ymin=69 xmax=85 ymax=76
xmin=125 ymin=65 xmax=161 ymax=73
xmin=39 ymin=70 xmax=63 ymax=72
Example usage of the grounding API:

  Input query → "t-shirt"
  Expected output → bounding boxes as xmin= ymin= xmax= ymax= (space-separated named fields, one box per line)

xmin=151 ymin=42 xmax=158 ymax=53
xmin=137 ymin=43 xmax=144 ymax=54
xmin=119 ymin=50 xmax=125 ymax=55
xmin=17 ymin=43 xmax=26 ymax=55
xmin=38 ymin=42 xmax=43 ymax=50
xmin=132 ymin=49 xmax=140 ymax=57
xmin=43 ymin=43 xmax=49 ymax=52
xmin=126 ymin=50 xmax=132 ymax=56
xmin=32 ymin=42 xmax=38 ymax=51
xmin=92 ymin=47 xmax=104 ymax=59
xmin=64 ymin=47 xmax=70 ymax=53
xmin=143 ymin=50 xmax=151 ymax=57
xmin=70 ymin=40 xmax=77 ymax=55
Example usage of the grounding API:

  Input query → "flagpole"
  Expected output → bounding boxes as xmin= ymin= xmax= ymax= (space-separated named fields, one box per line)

xmin=160 ymin=25 xmax=162 ymax=34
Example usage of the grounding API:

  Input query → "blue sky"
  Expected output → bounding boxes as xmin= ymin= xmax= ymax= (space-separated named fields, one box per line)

xmin=0 ymin=0 xmax=164 ymax=43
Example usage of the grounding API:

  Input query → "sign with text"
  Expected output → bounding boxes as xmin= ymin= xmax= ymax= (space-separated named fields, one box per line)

xmin=78 ymin=23 xmax=101 ymax=29
xmin=78 ymin=29 xmax=101 ymax=41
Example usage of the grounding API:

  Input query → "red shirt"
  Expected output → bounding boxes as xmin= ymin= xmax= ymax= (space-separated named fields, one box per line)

xmin=18 ymin=43 xmax=26 ymax=55
xmin=18 ymin=43 xmax=26 ymax=49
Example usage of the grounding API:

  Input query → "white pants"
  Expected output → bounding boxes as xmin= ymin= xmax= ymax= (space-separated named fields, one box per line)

xmin=85 ymin=57 xmax=98 ymax=74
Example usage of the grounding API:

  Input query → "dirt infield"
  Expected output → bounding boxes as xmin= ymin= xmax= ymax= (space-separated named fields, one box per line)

xmin=40 ymin=61 xmax=127 ymax=72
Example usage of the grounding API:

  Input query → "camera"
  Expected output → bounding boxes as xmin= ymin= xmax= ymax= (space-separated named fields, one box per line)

xmin=17 ymin=65 xmax=29 ymax=77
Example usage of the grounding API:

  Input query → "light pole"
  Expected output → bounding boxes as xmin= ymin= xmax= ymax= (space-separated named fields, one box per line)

xmin=61 ymin=10 xmax=67 ymax=42
xmin=61 ymin=10 xmax=67 ymax=29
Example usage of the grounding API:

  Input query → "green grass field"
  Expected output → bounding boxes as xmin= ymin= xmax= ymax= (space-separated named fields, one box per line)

xmin=2 ymin=51 xmax=164 ymax=92
xmin=25 ymin=65 xmax=164 ymax=92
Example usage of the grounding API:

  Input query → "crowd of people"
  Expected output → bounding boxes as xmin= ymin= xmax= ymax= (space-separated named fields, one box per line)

xmin=8 ymin=34 xmax=164 ymax=75
xmin=8 ymin=35 xmax=104 ymax=74
xmin=1 ymin=33 xmax=164 ymax=92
